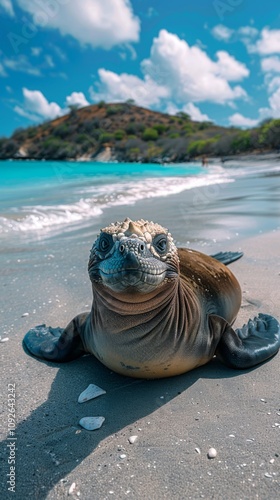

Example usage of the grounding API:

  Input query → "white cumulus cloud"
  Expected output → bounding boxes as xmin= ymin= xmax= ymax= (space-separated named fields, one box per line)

xmin=89 ymin=30 xmax=248 ymax=109
xmin=183 ymin=103 xmax=210 ymax=122
xmin=65 ymin=92 xmax=90 ymax=108
xmin=15 ymin=88 xmax=64 ymax=121
xmin=211 ymin=24 xmax=234 ymax=41
xmin=141 ymin=30 xmax=248 ymax=104
xmin=89 ymin=69 xmax=169 ymax=108
xmin=253 ymin=28 xmax=280 ymax=55
xmin=238 ymin=26 xmax=258 ymax=37
xmin=268 ymin=87 xmax=280 ymax=115
xmin=14 ymin=88 xmax=92 ymax=123
xmin=267 ymin=76 xmax=280 ymax=93
xmin=228 ymin=113 xmax=259 ymax=128
xmin=0 ymin=0 xmax=14 ymax=16
xmin=261 ymin=56 xmax=280 ymax=73
xmin=16 ymin=0 xmax=140 ymax=49
xmin=210 ymin=24 xmax=259 ymax=52
xmin=215 ymin=51 xmax=249 ymax=81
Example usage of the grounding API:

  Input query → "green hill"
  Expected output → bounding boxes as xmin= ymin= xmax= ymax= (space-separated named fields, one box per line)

xmin=1 ymin=102 xmax=280 ymax=162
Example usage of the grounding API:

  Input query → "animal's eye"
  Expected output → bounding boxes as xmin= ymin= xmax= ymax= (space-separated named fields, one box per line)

xmin=153 ymin=234 xmax=168 ymax=254
xmin=98 ymin=234 xmax=113 ymax=253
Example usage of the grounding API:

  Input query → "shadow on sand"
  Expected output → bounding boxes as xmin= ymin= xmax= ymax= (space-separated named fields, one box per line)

xmin=2 ymin=351 xmax=253 ymax=499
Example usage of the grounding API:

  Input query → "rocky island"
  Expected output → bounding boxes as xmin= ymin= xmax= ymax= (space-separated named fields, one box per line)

xmin=0 ymin=101 xmax=280 ymax=163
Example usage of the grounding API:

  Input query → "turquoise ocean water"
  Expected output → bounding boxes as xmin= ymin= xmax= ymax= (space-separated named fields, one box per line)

xmin=0 ymin=160 xmax=228 ymax=236
xmin=0 ymin=159 xmax=280 ymax=247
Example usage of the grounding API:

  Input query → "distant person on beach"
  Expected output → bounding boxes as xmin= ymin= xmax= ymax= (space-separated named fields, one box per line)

xmin=202 ymin=155 xmax=208 ymax=167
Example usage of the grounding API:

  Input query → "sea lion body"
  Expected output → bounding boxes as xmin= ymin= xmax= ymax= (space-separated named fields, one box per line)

xmin=23 ymin=218 xmax=280 ymax=378
xmin=82 ymin=249 xmax=241 ymax=378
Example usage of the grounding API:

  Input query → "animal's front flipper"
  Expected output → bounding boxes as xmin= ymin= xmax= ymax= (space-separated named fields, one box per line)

xmin=213 ymin=313 xmax=280 ymax=369
xmin=210 ymin=251 xmax=243 ymax=266
xmin=23 ymin=313 xmax=88 ymax=362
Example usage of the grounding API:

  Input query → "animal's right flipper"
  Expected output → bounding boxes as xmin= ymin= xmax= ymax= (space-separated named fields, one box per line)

xmin=23 ymin=314 xmax=88 ymax=362
xmin=214 ymin=313 xmax=280 ymax=369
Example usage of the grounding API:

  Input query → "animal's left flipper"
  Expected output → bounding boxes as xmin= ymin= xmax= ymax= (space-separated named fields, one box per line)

xmin=210 ymin=251 xmax=243 ymax=266
xmin=214 ymin=313 xmax=280 ymax=369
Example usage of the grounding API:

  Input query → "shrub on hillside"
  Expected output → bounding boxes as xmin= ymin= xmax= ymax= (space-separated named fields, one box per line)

xmin=230 ymin=131 xmax=252 ymax=153
xmin=153 ymin=124 xmax=167 ymax=134
xmin=187 ymin=138 xmax=217 ymax=157
xmin=106 ymin=105 xmax=122 ymax=116
xmin=0 ymin=139 xmax=18 ymax=157
xmin=114 ymin=129 xmax=126 ymax=140
xmin=142 ymin=128 xmax=159 ymax=141
xmin=53 ymin=123 xmax=69 ymax=139
xmin=259 ymin=119 xmax=280 ymax=149
xmin=99 ymin=132 xmax=114 ymax=143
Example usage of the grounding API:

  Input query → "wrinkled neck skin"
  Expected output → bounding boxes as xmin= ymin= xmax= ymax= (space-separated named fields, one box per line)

xmin=90 ymin=275 xmax=200 ymax=337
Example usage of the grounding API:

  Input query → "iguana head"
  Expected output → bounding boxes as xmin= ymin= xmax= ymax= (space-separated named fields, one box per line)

xmin=88 ymin=218 xmax=179 ymax=293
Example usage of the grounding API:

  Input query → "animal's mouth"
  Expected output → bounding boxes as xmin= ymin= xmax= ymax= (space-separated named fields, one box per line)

xmin=100 ymin=268 xmax=166 ymax=286
xmin=100 ymin=267 xmax=166 ymax=277
xmin=99 ymin=267 xmax=168 ymax=292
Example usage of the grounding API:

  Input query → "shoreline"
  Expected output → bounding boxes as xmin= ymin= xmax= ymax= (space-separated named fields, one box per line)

xmin=1 ymin=150 xmax=280 ymax=164
xmin=1 ymin=158 xmax=279 ymax=252
xmin=1 ymin=229 xmax=280 ymax=498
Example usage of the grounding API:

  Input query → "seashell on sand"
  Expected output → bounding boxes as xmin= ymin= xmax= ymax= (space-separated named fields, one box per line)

xmin=79 ymin=416 xmax=105 ymax=431
xmin=78 ymin=384 xmax=106 ymax=403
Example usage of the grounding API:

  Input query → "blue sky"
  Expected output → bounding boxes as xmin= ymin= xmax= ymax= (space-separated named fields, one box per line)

xmin=1 ymin=0 xmax=280 ymax=136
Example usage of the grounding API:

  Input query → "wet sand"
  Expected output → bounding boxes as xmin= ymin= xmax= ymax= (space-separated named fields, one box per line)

xmin=1 ymin=224 xmax=280 ymax=498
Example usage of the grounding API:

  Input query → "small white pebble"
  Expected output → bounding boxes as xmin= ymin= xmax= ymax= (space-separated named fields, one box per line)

xmin=264 ymin=473 xmax=273 ymax=478
xmin=0 ymin=337 xmax=9 ymax=342
xmin=68 ymin=482 xmax=76 ymax=494
xmin=128 ymin=436 xmax=138 ymax=444
xmin=208 ymin=448 xmax=217 ymax=459
xmin=120 ymin=454 xmax=127 ymax=459
xmin=270 ymin=459 xmax=275 ymax=464
xmin=229 ymin=434 xmax=235 ymax=438
xmin=195 ymin=447 xmax=201 ymax=454
xmin=260 ymin=398 xmax=266 ymax=402
xmin=21 ymin=312 xmax=29 ymax=317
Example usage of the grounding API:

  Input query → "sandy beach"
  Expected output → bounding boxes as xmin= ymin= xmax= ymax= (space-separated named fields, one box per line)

xmin=1 ymin=217 xmax=280 ymax=499
xmin=1 ymin=159 xmax=280 ymax=499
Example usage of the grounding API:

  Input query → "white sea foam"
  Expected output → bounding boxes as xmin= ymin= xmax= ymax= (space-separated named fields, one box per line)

xmin=0 ymin=168 xmax=234 ymax=235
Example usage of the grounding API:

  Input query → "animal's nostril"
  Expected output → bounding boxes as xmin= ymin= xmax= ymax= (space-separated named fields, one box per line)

xmin=139 ymin=243 xmax=145 ymax=253
xmin=120 ymin=244 xmax=125 ymax=253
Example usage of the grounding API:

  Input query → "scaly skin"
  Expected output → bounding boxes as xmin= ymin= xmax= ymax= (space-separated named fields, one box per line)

xmin=88 ymin=218 xmax=178 ymax=293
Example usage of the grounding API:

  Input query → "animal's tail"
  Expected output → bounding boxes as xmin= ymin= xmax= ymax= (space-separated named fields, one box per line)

xmin=211 ymin=251 xmax=243 ymax=266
